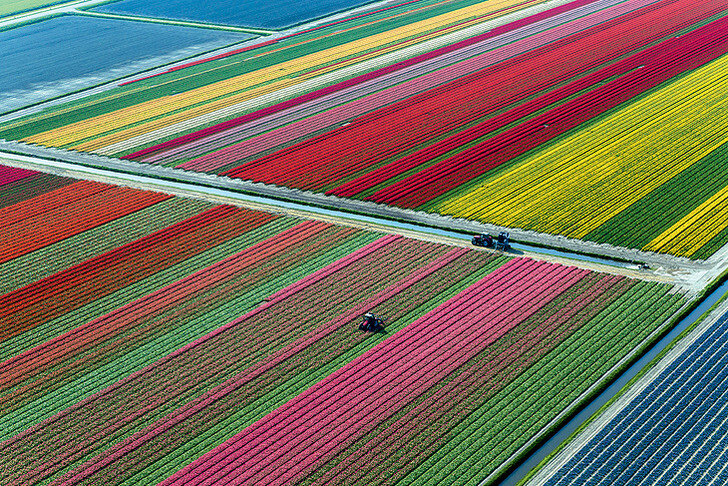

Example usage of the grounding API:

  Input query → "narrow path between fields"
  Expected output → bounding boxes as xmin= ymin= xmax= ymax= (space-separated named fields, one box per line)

xmin=3 ymin=141 xmax=725 ymax=293
xmin=0 ymin=145 xmax=706 ymax=291
xmin=72 ymin=10 xmax=276 ymax=34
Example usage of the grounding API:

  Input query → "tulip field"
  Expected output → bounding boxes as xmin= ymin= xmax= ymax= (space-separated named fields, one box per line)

xmin=523 ymin=305 xmax=728 ymax=486
xmin=6 ymin=0 xmax=728 ymax=484
xmin=0 ymin=16 xmax=250 ymax=113
xmin=90 ymin=0 xmax=378 ymax=29
xmin=3 ymin=0 xmax=728 ymax=258
xmin=0 ymin=164 xmax=689 ymax=485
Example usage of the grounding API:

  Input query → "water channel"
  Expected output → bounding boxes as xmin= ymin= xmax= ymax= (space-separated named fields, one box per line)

xmin=499 ymin=278 xmax=728 ymax=485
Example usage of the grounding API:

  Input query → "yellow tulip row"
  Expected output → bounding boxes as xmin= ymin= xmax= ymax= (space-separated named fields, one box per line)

xmin=25 ymin=0 xmax=536 ymax=150
xmin=435 ymin=54 xmax=728 ymax=255
xmin=70 ymin=14 xmax=488 ymax=153
xmin=644 ymin=184 xmax=728 ymax=257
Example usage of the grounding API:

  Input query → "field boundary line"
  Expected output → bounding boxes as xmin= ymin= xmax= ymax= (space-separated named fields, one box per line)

xmin=0 ymin=146 xmax=680 ymax=285
xmin=0 ymin=141 xmax=716 ymax=288
xmin=72 ymin=9 xmax=277 ymax=34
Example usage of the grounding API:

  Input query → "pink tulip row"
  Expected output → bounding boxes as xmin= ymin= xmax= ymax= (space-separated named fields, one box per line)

xmin=315 ymin=273 xmax=630 ymax=485
xmin=159 ymin=259 xmax=587 ymax=486
xmin=0 ymin=165 xmax=36 ymax=187
xmin=32 ymin=242 xmax=442 ymax=483
xmin=173 ymin=0 xmax=637 ymax=173
xmin=48 ymin=247 xmax=471 ymax=486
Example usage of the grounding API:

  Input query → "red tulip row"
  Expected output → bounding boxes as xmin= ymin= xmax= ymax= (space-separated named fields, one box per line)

xmin=126 ymin=0 xmax=592 ymax=163
xmin=222 ymin=0 xmax=721 ymax=192
xmin=175 ymin=0 xmax=637 ymax=173
xmin=0 ymin=180 xmax=110 ymax=228
xmin=0 ymin=184 xmax=169 ymax=267
xmin=330 ymin=14 xmax=728 ymax=200
xmin=0 ymin=205 xmax=273 ymax=338
xmin=368 ymin=12 xmax=728 ymax=207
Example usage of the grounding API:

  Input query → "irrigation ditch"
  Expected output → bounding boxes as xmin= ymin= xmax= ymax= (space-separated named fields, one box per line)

xmin=1 ymin=146 xmax=727 ymax=485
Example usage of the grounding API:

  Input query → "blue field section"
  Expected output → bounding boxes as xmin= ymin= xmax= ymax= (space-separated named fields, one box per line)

xmin=538 ymin=310 xmax=728 ymax=485
xmin=91 ymin=0 xmax=376 ymax=29
xmin=0 ymin=15 xmax=250 ymax=111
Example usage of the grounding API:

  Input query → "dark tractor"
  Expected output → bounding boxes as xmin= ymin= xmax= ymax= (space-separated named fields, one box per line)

xmin=472 ymin=232 xmax=511 ymax=251
xmin=495 ymin=231 xmax=511 ymax=251
xmin=360 ymin=312 xmax=385 ymax=332
xmin=472 ymin=233 xmax=494 ymax=248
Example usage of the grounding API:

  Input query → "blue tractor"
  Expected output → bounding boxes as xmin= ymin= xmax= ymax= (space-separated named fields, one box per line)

xmin=359 ymin=312 xmax=385 ymax=332
xmin=472 ymin=231 xmax=511 ymax=251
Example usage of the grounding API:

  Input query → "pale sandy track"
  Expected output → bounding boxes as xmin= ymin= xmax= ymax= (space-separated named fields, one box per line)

xmin=2 ymin=142 xmax=719 ymax=291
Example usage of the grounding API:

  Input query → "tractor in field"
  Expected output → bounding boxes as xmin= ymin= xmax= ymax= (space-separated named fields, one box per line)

xmin=360 ymin=312 xmax=385 ymax=332
xmin=472 ymin=231 xmax=511 ymax=251
xmin=495 ymin=231 xmax=511 ymax=251
xmin=471 ymin=233 xmax=494 ymax=248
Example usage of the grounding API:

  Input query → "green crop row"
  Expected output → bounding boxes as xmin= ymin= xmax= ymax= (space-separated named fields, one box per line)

xmin=401 ymin=282 xmax=685 ymax=485
xmin=124 ymin=253 xmax=511 ymax=486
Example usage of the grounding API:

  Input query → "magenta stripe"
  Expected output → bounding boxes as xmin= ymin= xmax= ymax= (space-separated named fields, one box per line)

xmin=168 ymin=261 xmax=578 ymax=485
xmin=159 ymin=260 xmax=588 ymax=486
xmin=177 ymin=0 xmax=656 ymax=172
xmin=126 ymin=0 xmax=600 ymax=162
xmin=0 ymin=165 xmax=36 ymax=187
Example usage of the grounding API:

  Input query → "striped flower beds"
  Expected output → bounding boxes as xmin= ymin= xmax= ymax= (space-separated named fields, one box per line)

xmin=2 ymin=0 xmax=553 ymax=151
xmin=0 ymin=169 xmax=687 ymax=486
xmin=4 ymin=0 xmax=728 ymax=258
xmin=524 ymin=306 xmax=728 ymax=486
xmin=221 ymin=0 xmax=722 ymax=187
